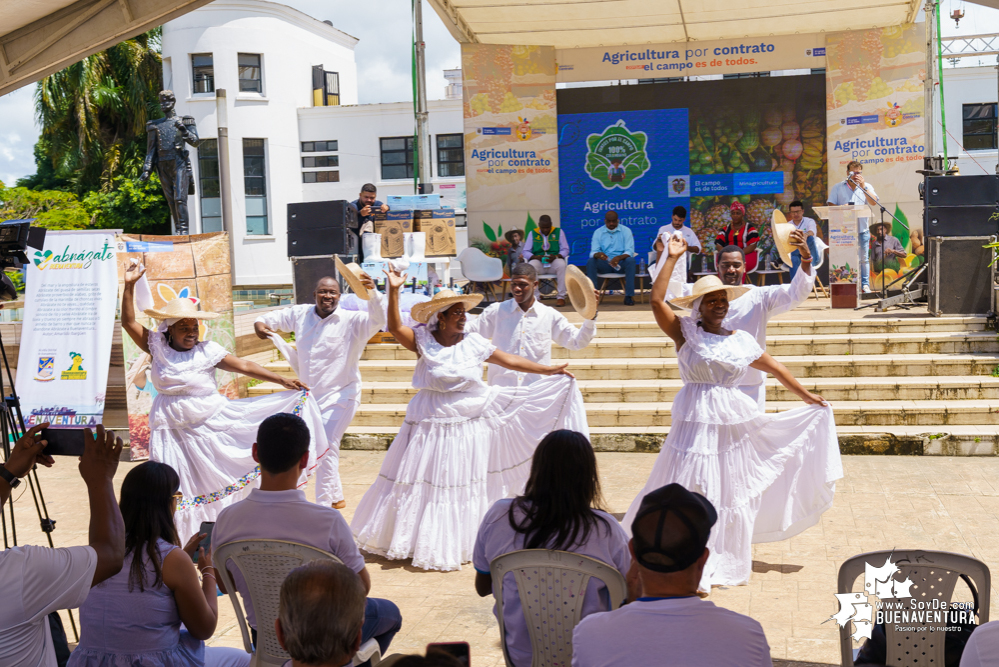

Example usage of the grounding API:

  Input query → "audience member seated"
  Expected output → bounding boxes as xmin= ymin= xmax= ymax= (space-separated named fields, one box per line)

xmin=68 ymin=460 xmax=249 ymax=667
xmin=961 ymin=620 xmax=999 ymax=666
xmin=275 ymin=561 xmax=366 ymax=667
xmin=586 ymin=211 xmax=637 ymax=306
xmin=571 ymin=484 xmax=772 ymax=667
xmin=0 ymin=425 xmax=126 ymax=667
xmin=473 ymin=430 xmax=632 ymax=667
xmin=213 ymin=413 xmax=402 ymax=659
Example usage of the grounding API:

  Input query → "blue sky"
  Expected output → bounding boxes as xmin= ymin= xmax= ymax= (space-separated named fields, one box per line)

xmin=2 ymin=0 xmax=998 ymax=186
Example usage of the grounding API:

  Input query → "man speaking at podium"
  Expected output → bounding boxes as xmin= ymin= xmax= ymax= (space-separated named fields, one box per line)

xmin=827 ymin=161 xmax=878 ymax=293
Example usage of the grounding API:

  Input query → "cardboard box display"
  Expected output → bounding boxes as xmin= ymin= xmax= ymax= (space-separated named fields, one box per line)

xmin=375 ymin=210 xmax=410 ymax=257
xmin=422 ymin=209 xmax=457 ymax=257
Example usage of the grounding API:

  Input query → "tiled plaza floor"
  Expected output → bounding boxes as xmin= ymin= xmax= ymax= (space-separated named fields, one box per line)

xmin=8 ymin=451 xmax=998 ymax=666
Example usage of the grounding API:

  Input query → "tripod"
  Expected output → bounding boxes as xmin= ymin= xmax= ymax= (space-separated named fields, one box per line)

xmin=0 ymin=328 xmax=78 ymax=640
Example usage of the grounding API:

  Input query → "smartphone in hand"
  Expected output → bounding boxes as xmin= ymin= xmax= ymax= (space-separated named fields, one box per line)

xmin=192 ymin=521 xmax=215 ymax=563
xmin=427 ymin=642 xmax=470 ymax=667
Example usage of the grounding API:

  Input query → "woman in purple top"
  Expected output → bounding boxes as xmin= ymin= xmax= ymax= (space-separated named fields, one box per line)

xmin=68 ymin=462 xmax=249 ymax=667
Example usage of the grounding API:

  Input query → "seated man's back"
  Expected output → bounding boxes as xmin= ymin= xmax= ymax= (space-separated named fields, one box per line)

xmin=571 ymin=596 xmax=770 ymax=667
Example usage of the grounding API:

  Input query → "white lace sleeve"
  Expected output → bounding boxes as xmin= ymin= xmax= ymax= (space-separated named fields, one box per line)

xmin=463 ymin=332 xmax=498 ymax=363
xmin=147 ymin=328 xmax=169 ymax=362
xmin=413 ymin=324 xmax=433 ymax=356
xmin=200 ymin=341 xmax=230 ymax=368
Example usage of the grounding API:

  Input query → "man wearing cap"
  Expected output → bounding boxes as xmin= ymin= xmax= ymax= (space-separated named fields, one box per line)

xmin=522 ymin=215 xmax=572 ymax=306
xmin=253 ymin=269 xmax=384 ymax=509
xmin=661 ymin=232 xmax=815 ymax=409
xmin=571 ymin=483 xmax=772 ymax=667
xmin=466 ymin=263 xmax=597 ymax=387
xmin=714 ymin=201 xmax=759 ymax=278
xmin=869 ymin=219 xmax=906 ymax=288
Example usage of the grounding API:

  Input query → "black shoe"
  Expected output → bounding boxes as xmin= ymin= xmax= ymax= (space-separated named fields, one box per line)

xmin=624 ymin=296 xmax=635 ymax=306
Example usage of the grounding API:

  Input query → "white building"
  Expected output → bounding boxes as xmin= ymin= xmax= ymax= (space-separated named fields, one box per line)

xmin=162 ymin=0 xmax=466 ymax=287
xmin=933 ymin=64 xmax=999 ymax=175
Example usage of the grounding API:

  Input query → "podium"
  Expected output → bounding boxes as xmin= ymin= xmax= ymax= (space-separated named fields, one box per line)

xmin=813 ymin=204 xmax=872 ymax=308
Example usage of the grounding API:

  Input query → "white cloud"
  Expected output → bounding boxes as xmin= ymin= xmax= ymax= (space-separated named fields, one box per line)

xmin=0 ymin=86 xmax=39 ymax=186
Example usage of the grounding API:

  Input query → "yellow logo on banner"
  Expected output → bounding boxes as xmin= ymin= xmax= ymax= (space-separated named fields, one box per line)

xmin=61 ymin=352 xmax=87 ymax=380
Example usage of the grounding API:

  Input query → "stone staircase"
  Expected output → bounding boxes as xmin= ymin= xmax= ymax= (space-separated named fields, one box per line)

xmin=250 ymin=315 xmax=999 ymax=455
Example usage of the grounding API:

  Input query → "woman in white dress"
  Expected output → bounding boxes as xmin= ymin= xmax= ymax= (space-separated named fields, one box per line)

xmin=351 ymin=268 xmax=589 ymax=571
xmin=623 ymin=235 xmax=843 ymax=591
xmin=121 ymin=262 xmax=328 ymax=540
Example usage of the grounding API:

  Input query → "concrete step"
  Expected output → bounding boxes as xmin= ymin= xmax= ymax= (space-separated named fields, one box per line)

xmin=340 ymin=425 xmax=999 ymax=456
xmin=341 ymin=400 xmax=999 ymax=429
xmin=262 ymin=352 xmax=999 ymax=382
xmin=592 ymin=316 xmax=988 ymax=338
xmin=249 ymin=375 xmax=999 ymax=403
xmin=357 ymin=331 xmax=999 ymax=361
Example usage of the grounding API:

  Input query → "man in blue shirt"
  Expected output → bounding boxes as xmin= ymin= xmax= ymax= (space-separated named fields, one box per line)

xmin=586 ymin=210 xmax=637 ymax=306
xmin=827 ymin=161 xmax=878 ymax=293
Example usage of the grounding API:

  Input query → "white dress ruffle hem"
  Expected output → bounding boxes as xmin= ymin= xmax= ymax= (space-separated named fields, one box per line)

xmin=622 ymin=316 xmax=843 ymax=590
xmin=351 ymin=326 xmax=589 ymax=571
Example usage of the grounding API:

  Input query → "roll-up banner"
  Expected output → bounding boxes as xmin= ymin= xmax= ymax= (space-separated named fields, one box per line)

xmin=15 ymin=230 xmax=120 ymax=430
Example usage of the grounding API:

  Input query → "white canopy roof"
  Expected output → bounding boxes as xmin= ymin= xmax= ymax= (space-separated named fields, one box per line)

xmin=0 ymin=0 xmax=213 ymax=96
xmin=427 ymin=0 xmax=923 ymax=48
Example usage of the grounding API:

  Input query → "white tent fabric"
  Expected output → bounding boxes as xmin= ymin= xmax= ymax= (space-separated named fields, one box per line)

xmin=428 ymin=0 xmax=923 ymax=48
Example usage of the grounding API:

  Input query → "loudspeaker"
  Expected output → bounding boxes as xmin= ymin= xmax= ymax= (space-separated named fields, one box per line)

xmin=926 ymin=236 xmax=993 ymax=315
xmin=287 ymin=200 xmax=357 ymax=230
xmin=290 ymin=254 xmax=357 ymax=305
xmin=924 ymin=206 xmax=999 ymax=237
xmin=925 ymin=175 xmax=999 ymax=207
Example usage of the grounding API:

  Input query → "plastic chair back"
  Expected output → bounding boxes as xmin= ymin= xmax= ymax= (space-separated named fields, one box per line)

xmin=836 ymin=549 xmax=990 ymax=666
xmin=490 ymin=549 xmax=627 ymax=667
xmin=214 ymin=539 xmax=381 ymax=667
xmin=457 ymin=247 xmax=503 ymax=282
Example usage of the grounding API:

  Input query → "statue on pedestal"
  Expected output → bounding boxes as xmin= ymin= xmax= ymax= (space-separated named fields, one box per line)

xmin=140 ymin=90 xmax=200 ymax=235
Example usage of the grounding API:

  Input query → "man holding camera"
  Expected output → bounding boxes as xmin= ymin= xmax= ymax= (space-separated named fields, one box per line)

xmin=0 ymin=425 xmax=126 ymax=667
xmin=351 ymin=184 xmax=390 ymax=262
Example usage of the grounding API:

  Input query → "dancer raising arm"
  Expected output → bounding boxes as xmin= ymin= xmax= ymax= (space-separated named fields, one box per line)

xmin=624 ymin=235 xmax=843 ymax=592
xmin=351 ymin=268 xmax=589 ymax=572
xmin=121 ymin=261 xmax=330 ymax=540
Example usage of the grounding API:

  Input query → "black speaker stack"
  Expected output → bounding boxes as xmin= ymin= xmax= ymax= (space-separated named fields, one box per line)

xmin=922 ymin=174 xmax=999 ymax=315
xmin=287 ymin=200 xmax=358 ymax=257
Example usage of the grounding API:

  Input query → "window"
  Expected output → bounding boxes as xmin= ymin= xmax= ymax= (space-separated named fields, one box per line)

xmin=303 ymin=171 xmax=340 ymax=183
xmin=243 ymin=139 xmax=268 ymax=235
xmin=192 ymin=54 xmax=214 ymax=94
xmin=302 ymin=155 xmax=339 ymax=168
xmin=301 ymin=141 xmax=338 ymax=152
xmin=238 ymin=54 xmax=262 ymax=93
xmin=436 ymin=134 xmax=464 ymax=177
xmin=311 ymin=66 xmax=340 ymax=106
xmin=380 ymin=136 xmax=415 ymax=180
xmin=963 ymin=103 xmax=998 ymax=151
xmin=198 ymin=140 xmax=222 ymax=233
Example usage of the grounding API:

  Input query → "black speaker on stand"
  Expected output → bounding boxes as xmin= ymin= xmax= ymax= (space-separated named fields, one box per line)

xmin=287 ymin=200 xmax=358 ymax=257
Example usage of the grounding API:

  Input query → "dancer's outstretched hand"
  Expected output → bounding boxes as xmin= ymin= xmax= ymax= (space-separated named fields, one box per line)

xmin=667 ymin=235 xmax=688 ymax=259
xmin=383 ymin=267 xmax=407 ymax=291
xmin=359 ymin=272 xmax=376 ymax=290
xmin=124 ymin=260 xmax=146 ymax=285
xmin=547 ymin=362 xmax=575 ymax=379
xmin=253 ymin=322 xmax=275 ymax=340
xmin=280 ymin=378 xmax=310 ymax=391
xmin=802 ymin=391 xmax=828 ymax=407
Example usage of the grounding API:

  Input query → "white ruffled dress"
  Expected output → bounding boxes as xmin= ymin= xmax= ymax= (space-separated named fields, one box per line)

xmin=351 ymin=325 xmax=589 ymax=571
xmin=623 ymin=317 xmax=843 ymax=589
xmin=147 ymin=329 xmax=329 ymax=541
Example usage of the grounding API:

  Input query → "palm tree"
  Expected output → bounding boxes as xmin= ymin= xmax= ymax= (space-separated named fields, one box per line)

xmin=34 ymin=28 xmax=163 ymax=194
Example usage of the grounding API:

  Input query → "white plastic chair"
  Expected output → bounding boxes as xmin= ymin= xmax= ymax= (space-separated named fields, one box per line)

xmin=214 ymin=540 xmax=381 ymax=667
xmin=490 ymin=549 xmax=628 ymax=667
xmin=457 ymin=247 xmax=504 ymax=302
xmin=836 ymin=549 xmax=990 ymax=667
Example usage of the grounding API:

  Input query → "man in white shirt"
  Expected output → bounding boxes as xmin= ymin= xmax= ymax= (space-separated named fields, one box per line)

xmin=659 ymin=234 xmax=815 ymax=408
xmin=650 ymin=205 xmax=702 ymax=299
xmin=572 ymin=483 xmax=771 ymax=667
xmin=0 ymin=424 xmax=126 ymax=667
xmin=960 ymin=619 xmax=999 ymax=666
xmin=466 ymin=263 xmax=596 ymax=387
xmin=254 ymin=274 xmax=385 ymax=508
xmin=788 ymin=200 xmax=820 ymax=279
xmin=522 ymin=215 xmax=571 ymax=306
xmin=827 ymin=160 xmax=878 ymax=293
xmin=213 ymin=413 xmax=401 ymax=659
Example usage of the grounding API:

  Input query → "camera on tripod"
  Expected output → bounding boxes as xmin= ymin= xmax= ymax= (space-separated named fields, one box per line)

xmin=0 ymin=219 xmax=47 ymax=301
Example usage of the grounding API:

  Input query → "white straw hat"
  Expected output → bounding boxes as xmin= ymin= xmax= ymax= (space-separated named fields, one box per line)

xmin=335 ymin=255 xmax=370 ymax=300
xmin=410 ymin=290 xmax=483 ymax=324
xmin=565 ymin=265 xmax=598 ymax=320
xmin=669 ymin=275 xmax=750 ymax=310
xmin=144 ymin=297 xmax=219 ymax=321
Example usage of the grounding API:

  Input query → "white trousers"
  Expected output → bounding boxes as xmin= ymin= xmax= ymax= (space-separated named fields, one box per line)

xmin=314 ymin=396 xmax=360 ymax=505
xmin=529 ymin=257 xmax=567 ymax=298
xmin=738 ymin=383 xmax=766 ymax=411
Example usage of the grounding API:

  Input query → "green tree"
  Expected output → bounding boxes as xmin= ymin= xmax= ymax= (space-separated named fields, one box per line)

xmin=0 ymin=179 xmax=89 ymax=229
xmin=34 ymin=28 xmax=164 ymax=194
xmin=15 ymin=140 xmax=69 ymax=191
xmin=82 ymin=174 xmax=171 ymax=234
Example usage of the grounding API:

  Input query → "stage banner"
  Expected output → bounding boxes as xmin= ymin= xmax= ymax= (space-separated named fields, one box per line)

xmin=462 ymin=44 xmax=559 ymax=254
xmin=15 ymin=230 xmax=119 ymax=430
xmin=117 ymin=232 xmax=235 ymax=461
xmin=826 ymin=24 xmax=927 ymax=287
xmin=556 ymin=33 xmax=826 ymax=83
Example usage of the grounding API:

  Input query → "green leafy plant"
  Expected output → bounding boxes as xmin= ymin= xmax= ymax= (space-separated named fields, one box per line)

xmin=82 ymin=174 xmax=171 ymax=234
xmin=3 ymin=270 xmax=24 ymax=294
xmin=991 ymin=364 xmax=999 ymax=378
xmin=482 ymin=221 xmax=504 ymax=242
xmin=0 ymin=179 xmax=90 ymax=229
